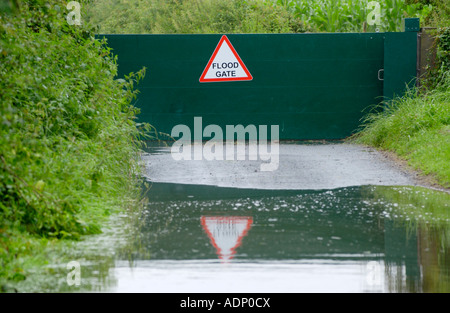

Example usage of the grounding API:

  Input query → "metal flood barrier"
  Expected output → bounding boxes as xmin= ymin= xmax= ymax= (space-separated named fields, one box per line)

xmin=98 ymin=18 xmax=420 ymax=140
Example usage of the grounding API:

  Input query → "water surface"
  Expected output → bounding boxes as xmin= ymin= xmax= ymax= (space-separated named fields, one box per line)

xmin=14 ymin=183 xmax=449 ymax=293
xmin=112 ymin=183 xmax=449 ymax=292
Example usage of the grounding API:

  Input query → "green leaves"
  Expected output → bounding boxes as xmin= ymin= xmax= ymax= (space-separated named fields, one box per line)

xmin=421 ymin=27 xmax=450 ymax=90
xmin=84 ymin=0 xmax=310 ymax=34
xmin=270 ymin=0 xmax=434 ymax=33
xmin=0 ymin=0 xmax=147 ymax=247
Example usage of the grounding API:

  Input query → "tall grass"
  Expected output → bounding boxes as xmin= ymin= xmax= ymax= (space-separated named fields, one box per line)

xmin=353 ymin=73 xmax=450 ymax=188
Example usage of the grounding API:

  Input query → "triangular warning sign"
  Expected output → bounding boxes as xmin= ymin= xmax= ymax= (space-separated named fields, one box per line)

xmin=201 ymin=216 xmax=253 ymax=261
xmin=199 ymin=35 xmax=253 ymax=83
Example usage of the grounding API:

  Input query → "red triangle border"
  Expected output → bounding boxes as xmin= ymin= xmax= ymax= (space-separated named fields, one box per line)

xmin=199 ymin=35 xmax=253 ymax=83
xmin=200 ymin=216 xmax=253 ymax=260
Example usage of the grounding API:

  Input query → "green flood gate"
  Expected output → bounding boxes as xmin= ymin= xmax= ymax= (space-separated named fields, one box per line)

xmin=99 ymin=19 xmax=419 ymax=140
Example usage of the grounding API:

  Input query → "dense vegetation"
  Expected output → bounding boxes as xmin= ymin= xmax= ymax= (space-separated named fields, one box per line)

xmin=410 ymin=0 xmax=450 ymax=28
xmin=353 ymin=73 xmax=450 ymax=188
xmin=267 ymin=0 xmax=434 ymax=32
xmin=0 ymin=0 xmax=148 ymax=284
xmin=85 ymin=0 xmax=310 ymax=34
xmin=85 ymin=0 xmax=440 ymax=34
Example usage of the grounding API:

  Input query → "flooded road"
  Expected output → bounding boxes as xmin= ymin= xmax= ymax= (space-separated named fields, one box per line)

xmin=14 ymin=144 xmax=449 ymax=293
xmin=108 ymin=144 xmax=448 ymax=293
xmin=107 ymin=183 xmax=449 ymax=293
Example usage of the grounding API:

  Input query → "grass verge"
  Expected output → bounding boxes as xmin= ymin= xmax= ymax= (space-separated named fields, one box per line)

xmin=351 ymin=73 xmax=450 ymax=189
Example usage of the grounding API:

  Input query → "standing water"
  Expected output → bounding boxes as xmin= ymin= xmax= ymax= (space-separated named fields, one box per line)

xmin=108 ymin=183 xmax=449 ymax=293
xmin=11 ymin=145 xmax=450 ymax=293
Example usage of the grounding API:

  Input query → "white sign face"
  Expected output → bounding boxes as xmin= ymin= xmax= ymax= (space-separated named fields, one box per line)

xmin=201 ymin=216 xmax=253 ymax=260
xmin=199 ymin=35 xmax=253 ymax=83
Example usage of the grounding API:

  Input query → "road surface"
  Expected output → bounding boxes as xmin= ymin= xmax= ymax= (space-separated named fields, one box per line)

xmin=142 ymin=143 xmax=417 ymax=190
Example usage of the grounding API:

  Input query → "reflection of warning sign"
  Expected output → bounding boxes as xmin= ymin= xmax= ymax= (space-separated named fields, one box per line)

xmin=199 ymin=35 xmax=253 ymax=83
xmin=201 ymin=216 xmax=253 ymax=260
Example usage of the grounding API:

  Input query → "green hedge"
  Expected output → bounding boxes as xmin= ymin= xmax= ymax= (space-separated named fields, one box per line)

xmin=0 ymin=0 xmax=147 ymax=280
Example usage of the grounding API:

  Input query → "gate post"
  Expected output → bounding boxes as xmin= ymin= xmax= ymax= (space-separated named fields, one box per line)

xmin=402 ymin=18 xmax=421 ymax=88
xmin=402 ymin=18 xmax=420 ymax=33
xmin=383 ymin=18 xmax=420 ymax=101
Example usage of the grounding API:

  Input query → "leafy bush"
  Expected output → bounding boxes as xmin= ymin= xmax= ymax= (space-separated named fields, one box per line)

xmin=436 ymin=27 xmax=450 ymax=76
xmin=422 ymin=26 xmax=450 ymax=89
xmin=1 ymin=0 xmax=146 ymax=245
xmin=85 ymin=0 xmax=310 ymax=34
xmin=406 ymin=0 xmax=450 ymax=28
